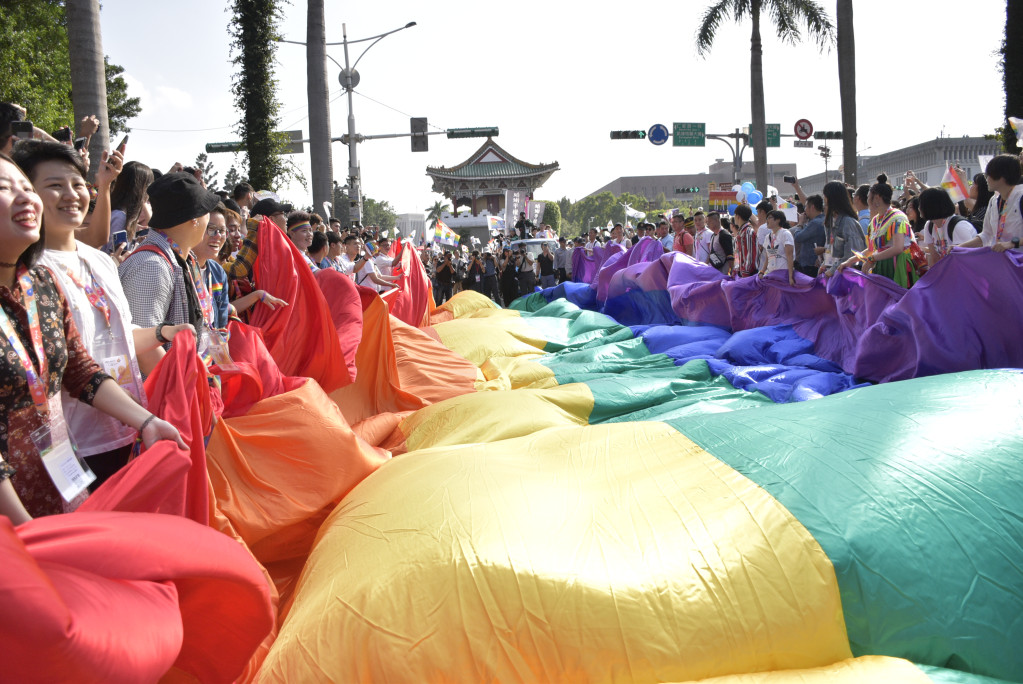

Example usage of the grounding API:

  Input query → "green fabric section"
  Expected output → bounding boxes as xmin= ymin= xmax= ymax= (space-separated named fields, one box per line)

xmin=670 ymin=370 xmax=1023 ymax=682
xmin=508 ymin=291 xmax=548 ymax=312
xmin=918 ymin=664 xmax=1020 ymax=684
xmin=515 ymin=300 xmax=627 ymax=352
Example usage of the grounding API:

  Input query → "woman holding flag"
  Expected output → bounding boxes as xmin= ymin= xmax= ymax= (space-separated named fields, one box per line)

xmin=838 ymin=174 xmax=919 ymax=288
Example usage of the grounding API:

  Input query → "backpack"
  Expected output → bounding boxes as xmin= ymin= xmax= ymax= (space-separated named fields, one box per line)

xmin=942 ymin=215 xmax=975 ymax=242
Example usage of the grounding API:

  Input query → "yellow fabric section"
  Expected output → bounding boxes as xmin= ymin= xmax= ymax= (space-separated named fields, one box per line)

xmin=679 ymin=656 xmax=931 ymax=683
xmin=400 ymin=383 xmax=592 ymax=452
xmin=261 ymin=422 xmax=850 ymax=683
xmin=432 ymin=311 xmax=547 ymax=367
xmin=431 ymin=305 xmax=557 ymax=392
xmin=435 ymin=288 xmax=500 ymax=318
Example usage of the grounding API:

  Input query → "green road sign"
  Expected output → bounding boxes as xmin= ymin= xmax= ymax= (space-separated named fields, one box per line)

xmin=206 ymin=129 xmax=304 ymax=155
xmin=673 ymin=122 xmax=705 ymax=147
xmin=446 ymin=127 xmax=499 ymax=139
xmin=748 ymin=123 xmax=781 ymax=148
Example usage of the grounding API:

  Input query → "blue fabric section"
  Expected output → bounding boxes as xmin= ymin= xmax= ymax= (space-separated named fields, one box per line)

xmin=601 ymin=289 xmax=677 ymax=327
xmin=539 ymin=287 xmax=866 ymax=403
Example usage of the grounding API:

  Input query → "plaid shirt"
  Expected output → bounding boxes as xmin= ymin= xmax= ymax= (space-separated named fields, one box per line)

xmin=225 ymin=220 xmax=260 ymax=282
xmin=734 ymin=223 xmax=758 ymax=277
xmin=118 ymin=230 xmax=207 ymax=353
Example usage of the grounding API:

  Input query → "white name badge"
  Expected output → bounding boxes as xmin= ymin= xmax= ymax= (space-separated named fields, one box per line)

xmin=30 ymin=397 xmax=95 ymax=502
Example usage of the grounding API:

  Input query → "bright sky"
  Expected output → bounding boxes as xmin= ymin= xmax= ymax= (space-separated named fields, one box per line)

xmin=99 ymin=0 xmax=1007 ymax=217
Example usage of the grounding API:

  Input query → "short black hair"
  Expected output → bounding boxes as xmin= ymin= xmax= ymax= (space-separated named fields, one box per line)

xmin=326 ymin=231 xmax=342 ymax=245
xmin=310 ymin=230 xmax=327 ymax=253
xmin=342 ymin=234 xmax=360 ymax=245
xmin=706 ymin=211 xmax=720 ymax=219
xmin=693 ymin=210 xmax=705 ymax=217
xmin=287 ymin=210 xmax=311 ymax=229
xmin=734 ymin=205 xmax=753 ymax=221
xmin=232 ymin=182 xmax=254 ymax=200
xmin=11 ymin=139 xmax=87 ymax=182
xmin=985 ymin=154 xmax=1022 ymax=185
xmin=755 ymin=200 xmax=772 ymax=215
xmin=917 ymin=187 xmax=956 ymax=221
xmin=805 ymin=194 xmax=824 ymax=212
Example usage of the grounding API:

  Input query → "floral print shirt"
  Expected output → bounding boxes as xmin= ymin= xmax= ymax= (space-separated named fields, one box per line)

xmin=0 ymin=266 xmax=109 ymax=518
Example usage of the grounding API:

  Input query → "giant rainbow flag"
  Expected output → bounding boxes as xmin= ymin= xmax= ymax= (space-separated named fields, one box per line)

xmin=4 ymin=226 xmax=1022 ymax=683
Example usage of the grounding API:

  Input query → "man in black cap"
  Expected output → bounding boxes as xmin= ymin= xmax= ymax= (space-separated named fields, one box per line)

xmin=224 ymin=196 xmax=292 ymax=284
xmin=119 ymin=172 xmax=222 ymax=354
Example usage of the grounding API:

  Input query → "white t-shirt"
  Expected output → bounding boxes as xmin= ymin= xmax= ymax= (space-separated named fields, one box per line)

xmin=756 ymin=224 xmax=772 ymax=269
xmin=763 ymin=228 xmax=795 ymax=273
xmin=42 ymin=243 xmax=145 ymax=457
xmin=981 ymin=184 xmax=1023 ymax=249
xmin=609 ymin=237 xmax=632 ymax=250
xmin=695 ymin=228 xmax=714 ymax=263
xmin=374 ymin=253 xmax=394 ymax=277
xmin=922 ymin=217 xmax=976 ymax=259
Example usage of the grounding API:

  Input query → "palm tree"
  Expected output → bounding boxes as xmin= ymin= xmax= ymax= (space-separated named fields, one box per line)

xmin=697 ymin=0 xmax=834 ymax=193
xmin=836 ymin=0 xmax=857 ymax=185
xmin=306 ymin=0 xmax=333 ymax=212
xmin=65 ymin=0 xmax=109 ymax=182
xmin=426 ymin=200 xmax=450 ymax=230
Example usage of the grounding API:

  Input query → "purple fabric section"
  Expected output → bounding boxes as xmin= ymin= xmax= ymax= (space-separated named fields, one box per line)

xmin=566 ymin=239 xmax=1023 ymax=383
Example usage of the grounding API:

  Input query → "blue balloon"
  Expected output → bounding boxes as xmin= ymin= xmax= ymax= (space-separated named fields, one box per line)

xmin=727 ymin=203 xmax=738 ymax=215
xmin=747 ymin=190 xmax=764 ymax=205
xmin=741 ymin=182 xmax=756 ymax=194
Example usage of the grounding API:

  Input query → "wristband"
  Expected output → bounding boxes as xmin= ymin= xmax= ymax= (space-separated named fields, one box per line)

xmin=1012 ymin=237 xmax=1020 ymax=248
xmin=155 ymin=324 xmax=170 ymax=344
xmin=139 ymin=414 xmax=157 ymax=433
xmin=260 ymin=291 xmax=267 ymax=302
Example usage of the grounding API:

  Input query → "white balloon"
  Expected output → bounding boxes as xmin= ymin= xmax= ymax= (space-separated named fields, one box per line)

xmin=735 ymin=190 xmax=747 ymax=202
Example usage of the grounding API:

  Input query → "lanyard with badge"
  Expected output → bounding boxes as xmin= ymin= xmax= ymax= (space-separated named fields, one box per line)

xmin=61 ymin=259 xmax=146 ymax=404
xmin=1 ymin=268 xmax=95 ymax=500
xmin=196 ymin=263 xmax=238 ymax=371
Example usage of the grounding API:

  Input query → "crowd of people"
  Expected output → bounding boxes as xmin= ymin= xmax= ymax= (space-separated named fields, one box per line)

xmin=1 ymin=95 xmax=1021 ymax=526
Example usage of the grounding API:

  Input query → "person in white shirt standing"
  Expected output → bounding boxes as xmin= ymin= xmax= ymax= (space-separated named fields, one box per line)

xmin=338 ymin=234 xmax=399 ymax=292
xmin=758 ymin=209 xmax=796 ymax=285
xmin=693 ymin=211 xmax=713 ymax=263
xmin=961 ymin=154 xmax=1023 ymax=253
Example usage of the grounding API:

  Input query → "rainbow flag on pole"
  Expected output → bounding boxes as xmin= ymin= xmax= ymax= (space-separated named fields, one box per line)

xmin=940 ymin=165 xmax=969 ymax=203
xmin=431 ymin=219 xmax=459 ymax=247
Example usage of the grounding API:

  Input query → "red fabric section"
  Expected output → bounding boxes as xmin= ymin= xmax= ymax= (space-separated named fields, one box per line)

xmin=1 ymin=513 xmax=273 ymax=684
xmin=387 ymin=241 xmax=435 ymax=327
xmin=248 ymin=216 xmax=350 ymax=392
xmin=314 ymin=268 xmax=362 ymax=382
xmin=211 ymin=321 xmax=306 ymax=420
xmin=81 ymin=330 xmax=210 ymax=523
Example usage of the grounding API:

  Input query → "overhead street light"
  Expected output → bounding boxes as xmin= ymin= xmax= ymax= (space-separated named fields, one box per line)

xmin=276 ymin=21 xmax=416 ymax=225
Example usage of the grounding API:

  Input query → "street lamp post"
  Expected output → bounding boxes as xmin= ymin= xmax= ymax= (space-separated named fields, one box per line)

xmin=332 ymin=21 xmax=416 ymax=226
xmin=278 ymin=21 xmax=415 ymax=226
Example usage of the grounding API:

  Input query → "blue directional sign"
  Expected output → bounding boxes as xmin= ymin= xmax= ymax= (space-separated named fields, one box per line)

xmin=648 ymin=124 xmax=669 ymax=146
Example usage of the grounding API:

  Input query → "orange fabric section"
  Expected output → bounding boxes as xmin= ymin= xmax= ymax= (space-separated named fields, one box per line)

xmin=330 ymin=294 xmax=428 ymax=426
xmin=205 ymin=378 xmax=390 ymax=679
xmin=390 ymin=314 xmax=478 ymax=405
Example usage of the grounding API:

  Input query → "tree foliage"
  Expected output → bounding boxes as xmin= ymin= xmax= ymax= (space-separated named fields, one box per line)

xmin=362 ymin=197 xmax=398 ymax=229
xmin=228 ymin=0 xmax=287 ymax=190
xmin=223 ymin=164 xmax=244 ymax=194
xmin=0 ymin=0 xmax=141 ymax=134
xmin=537 ymin=200 xmax=561 ymax=235
xmin=426 ymin=200 xmax=451 ymax=230
xmin=193 ymin=152 xmax=219 ymax=192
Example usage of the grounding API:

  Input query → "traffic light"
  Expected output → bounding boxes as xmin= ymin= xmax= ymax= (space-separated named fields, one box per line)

xmin=446 ymin=127 xmax=499 ymax=139
xmin=816 ymin=131 xmax=843 ymax=140
xmin=674 ymin=187 xmax=699 ymax=194
xmin=610 ymin=130 xmax=646 ymax=140
xmin=411 ymin=117 xmax=428 ymax=152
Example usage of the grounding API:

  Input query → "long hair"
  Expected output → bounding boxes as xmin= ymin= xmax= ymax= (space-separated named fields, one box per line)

xmin=110 ymin=161 xmax=154 ymax=237
xmin=0 ymin=151 xmax=45 ymax=269
xmin=823 ymin=180 xmax=856 ymax=223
